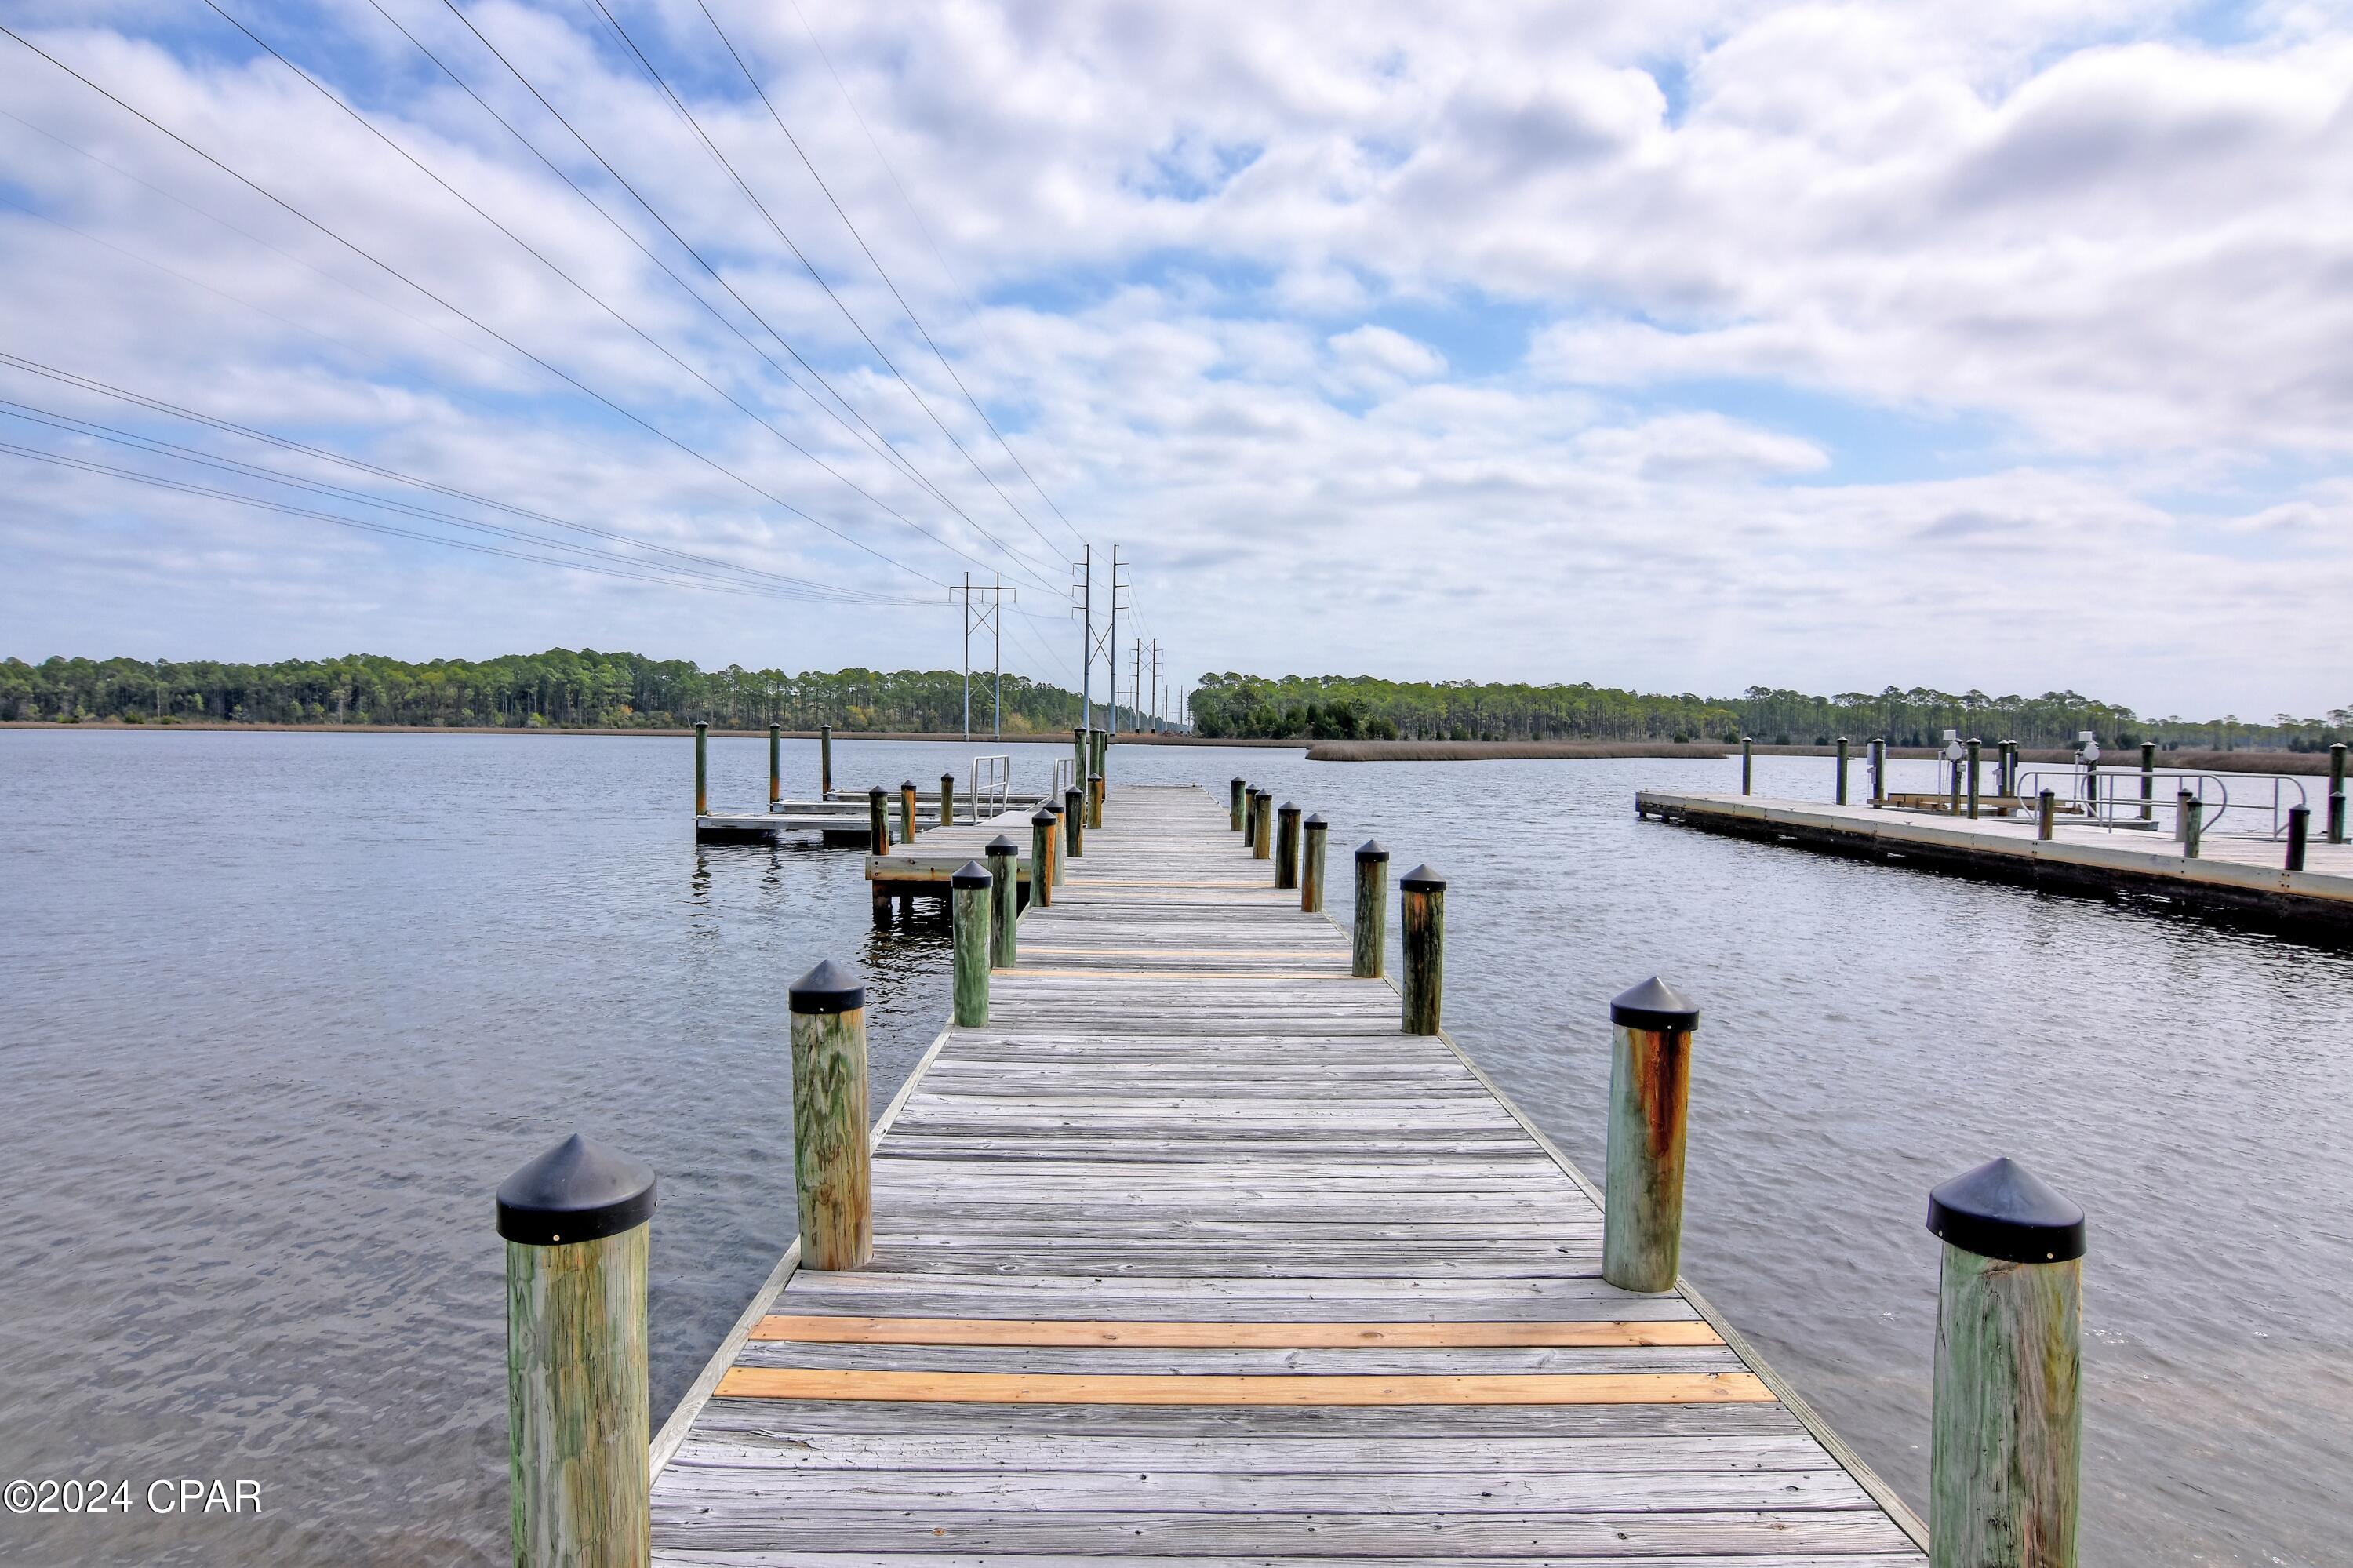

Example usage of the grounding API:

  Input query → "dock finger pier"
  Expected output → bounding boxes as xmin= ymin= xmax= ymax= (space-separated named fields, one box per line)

xmin=496 ymin=763 xmax=2095 ymax=1567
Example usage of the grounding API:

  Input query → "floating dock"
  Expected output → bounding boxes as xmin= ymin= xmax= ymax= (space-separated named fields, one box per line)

xmin=1637 ymin=789 xmax=2353 ymax=935
xmin=696 ymin=796 xmax=1056 ymax=846
xmin=647 ymin=783 xmax=1928 ymax=1563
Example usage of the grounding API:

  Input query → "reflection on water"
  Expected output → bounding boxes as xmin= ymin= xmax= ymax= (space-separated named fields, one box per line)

xmin=2 ymin=731 xmax=2345 ymax=1566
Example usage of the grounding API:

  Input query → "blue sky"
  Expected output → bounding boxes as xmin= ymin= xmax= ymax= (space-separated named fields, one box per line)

xmin=1 ymin=0 xmax=2348 ymax=719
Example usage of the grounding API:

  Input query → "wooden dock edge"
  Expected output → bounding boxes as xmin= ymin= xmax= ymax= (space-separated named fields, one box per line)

xmin=1308 ymin=898 xmax=1936 ymax=1552
xmin=1638 ymin=789 xmax=2352 ymax=937
xmin=648 ymin=1022 xmax=955 ymax=1475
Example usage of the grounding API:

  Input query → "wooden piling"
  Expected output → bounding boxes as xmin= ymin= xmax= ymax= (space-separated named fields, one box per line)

xmin=1300 ymin=813 xmax=1328 ymax=913
xmin=1089 ymin=771 xmax=1105 ymax=830
xmin=1835 ymin=737 xmax=1849 ymax=805
xmin=2180 ymin=791 xmax=2202 ymax=860
xmin=694 ymin=722 xmax=707 ymax=817
xmin=866 ymin=787 xmax=888 ymax=855
xmin=1072 ymin=726 xmax=1086 ymax=784
xmin=1252 ymin=791 xmax=1273 ymax=860
xmin=1230 ymin=777 xmax=1246 ymax=831
xmin=2332 ymin=743 xmax=2347 ymax=844
xmin=1966 ymin=739 xmax=1981 ymax=820
xmin=2139 ymin=741 xmax=2155 ymax=822
xmin=1870 ymin=738 xmax=1886 ymax=805
xmin=819 ymin=724 xmax=832 ymax=797
xmin=1740 ymin=737 xmax=1752 ymax=795
xmin=951 ymin=862 xmax=991 ymax=1027
xmin=2038 ymin=789 xmax=2055 ymax=842
xmin=1046 ymin=802 xmax=1066 ymax=886
xmin=1064 ymin=786 xmax=1086 ymax=858
xmin=1926 ymin=1157 xmax=2085 ymax=1568
xmin=769 ymin=724 xmax=781 ymax=804
xmin=985 ymin=837 xmax=1020 ymax=970
xmin=787 ymin=960 xmax=871 ymax=1271
xmin=940 ymin=772 xmax=956 ymax=828
xmin=1275 ymin=802 xmax=1301 ymax=890
xmin=896 ymin=781 xmax=917 ymax=845
xmin=1399 ymin=864 xmax=1445 ymax=1036
xmin=1352 ymin=841 xmax=1387 ymax=979
xmin=1029 ymin=809 xmax=1056 ymax=908
xmin=2286 ymin=805 xmax=2309 ymax=871
xmin=498 ymin=1133 xmax=656 ymax=1568
xmin=1242 ymin=788 xmax=1259 ymax=850
xmin=1601 ymin=978 xmax=1699 ymax=1294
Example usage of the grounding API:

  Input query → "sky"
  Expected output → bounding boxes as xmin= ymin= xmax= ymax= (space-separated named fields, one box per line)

xmin=1 ymin=0 xmax=2348 ymax=720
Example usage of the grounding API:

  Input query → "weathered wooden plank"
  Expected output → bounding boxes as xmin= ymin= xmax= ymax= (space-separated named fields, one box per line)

xmin=713 ymin=1367 xmax=1773 ymax=1405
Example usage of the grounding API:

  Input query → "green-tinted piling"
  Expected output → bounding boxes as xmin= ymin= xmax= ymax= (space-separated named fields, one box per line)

xmin=985 ymin=837 xmax=1020 ymax=970
xmin=2180 ymin=792 xmax=2202 ymax=859
xmin=1230 ymin=777 xmax=1246 ymax=831
xmin=898 ymin=780 xmax=918 ymax=844
xmin=1072 ymin=726 xmax=1086 ymax=784
xmin=1927 ymin=1158 xmax=2085 ymax=1568
xmin=1301 ymin=813 xmax=1328 ymax=913
xmin=1870 ymin=738 xmax=1886 ymax=805
xmin=1352 ymin=842 xmax=1387 ymax=979
xmin=951 ymin=861 xmax=991 ymax=1027
xmin=787 ymin=960 xmax=871 ymax=1271
xmin=2331 ymin=744 xmax=2348 ymax=844
xmin=1275 ymin=802 xmax=1300 ymax=890
xmin=499 ymin=1134 xmax=656 ymax=1568
xmin=1242 ymin=788 xmax=1260 ymax=850
xmin=1252 ymin=791 xmax=1273 ymax=860
xmin=1399 ymin=864 xmax=1445 ymax=1036
xmin=1601 ymin=979 xmax=1698 ymax=1294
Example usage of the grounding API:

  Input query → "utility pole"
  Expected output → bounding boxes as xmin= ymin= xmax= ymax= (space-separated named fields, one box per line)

xmin=1072 ymin=544 xmax=1092 ymax=731
xmin=1132 ymin=638 xmax=1143 ymax=739
xmin=1150 ymin=640 xmax=1161 ymax=733
xmin=1106 ymin=546 xmax=1125 ymax=733
xmin=957 ymin=574 xmax=1013 ymax=740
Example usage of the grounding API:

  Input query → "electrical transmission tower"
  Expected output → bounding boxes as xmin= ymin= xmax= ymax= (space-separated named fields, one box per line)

xmin=958 ymin=573 xmax=1013 ymax=738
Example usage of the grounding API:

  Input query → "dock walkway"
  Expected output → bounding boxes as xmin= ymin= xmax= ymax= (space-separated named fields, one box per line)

xmin=649 ymin=783 xmax=1928 ymax=1563
xmin=1638 ymin=789 xmax=2352 ymax=935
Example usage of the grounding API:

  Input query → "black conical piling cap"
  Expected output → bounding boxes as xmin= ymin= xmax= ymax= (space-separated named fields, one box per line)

xmin=789 ymin=958 xmax=864 ymax=1015
xmin=1399 ymin=863 xmax=1446 ymax=892
xmin=1032 ymin=808 xmax=1056 ymax=827
xmin=1356 ymin=839 xmax=1390 ymax=863
xmin=1928 ymin=1157 xmax=2086 ymax=1264
xmin=950 ymin=859 xmax=992 ymax=890
xmin=1064 ymin=788 xmax=1081 ymax=805
xmin=867 ymin=784 xmax=885 ymax=800
xmin=986 ymin=835 xmax=1020 ymax=857
xmin=1304 ymin=813 xmax=1326 ymax=828
xmin=900 ymin=779 xmax=917 ymax=791
xmin=496 ymin=1133 xmax=656 ymax=1246
xmin=1231 ymin=776 xmax=1246 ymax=786
xmin=1611 ymin=977 xmax=1699 ymax=1032
xmin=1278 ymin=801 xmax=1299 ymax=816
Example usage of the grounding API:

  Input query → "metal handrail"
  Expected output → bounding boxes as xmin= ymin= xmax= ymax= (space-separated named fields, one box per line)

xmin=969 ymin=755 xmax=1013 ymax=820
xmin=2013 ymin=766 xmax=2308 ymax=838
xmin=1051 ymin=756 xmax=1075 ymax=800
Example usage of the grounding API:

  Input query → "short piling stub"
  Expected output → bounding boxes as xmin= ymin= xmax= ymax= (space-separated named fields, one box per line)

xmin=1926 ymin=1157 xmax=2085 ymax=1568
xmin=1352 ymin=840 xmax=1389 ymax=979
xmin=500 ymin=1133 xmax=657 ymax=1568
xmin=951 ymin=860 xmax=992 ymax=1026
xmin=1398 ymin=863 xmax=1446 ymax=1035
xmin=787 ymin=959 xmax=871 ymax=1272
xmin=1603 ymin=977 xmax=1697 ymax=1294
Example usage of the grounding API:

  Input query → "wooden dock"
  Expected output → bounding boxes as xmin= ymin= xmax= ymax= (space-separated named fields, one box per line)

xmin=1638 ymin=789 xmax=2353 ymax=936
xmin=647 ymin=783 xmax=1928 ymax=1563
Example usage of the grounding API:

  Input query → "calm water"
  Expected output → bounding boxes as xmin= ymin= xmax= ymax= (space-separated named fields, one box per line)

xmin=2 ymin=731 xmax=2346 ymax=1565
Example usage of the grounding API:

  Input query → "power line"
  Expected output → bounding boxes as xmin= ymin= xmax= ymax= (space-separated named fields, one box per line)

xmin=694 ymin=0 xmax=1088 ymax=557
xmin=379 ymin=0 xmax=1062 ymax=595
xmin=0 ymin=22 xmax=976 ymax=596
xmin=0 ymin=440 xmax=905 ymax=602
xmin=0 ymin=353 xmax=893 ymax=601
xmin=780 ymin=0 xmax=1095 ymax=555
xmin=578 ymin=0 xmax=1066 ymax=586
xmin=194 ymin=2 xmax=1027 ymax=594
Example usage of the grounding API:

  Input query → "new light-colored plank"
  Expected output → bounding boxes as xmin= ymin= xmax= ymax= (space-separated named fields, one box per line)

xmin=712 ymin=1367 xmax=1774 ymax=1405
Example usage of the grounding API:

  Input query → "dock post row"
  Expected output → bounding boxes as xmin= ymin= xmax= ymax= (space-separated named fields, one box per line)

xmin=501 ymin=775 xmax=2117 ymax=1566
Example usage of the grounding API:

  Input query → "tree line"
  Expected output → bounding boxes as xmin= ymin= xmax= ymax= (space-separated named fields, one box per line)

xmin=0 ymin=651 xmax=1090 ymax=733
xmin=1190 ymin=673 xmax=2351 ymax=751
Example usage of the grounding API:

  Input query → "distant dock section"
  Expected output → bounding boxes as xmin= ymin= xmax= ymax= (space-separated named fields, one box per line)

xmin=1638 ymin=789 xmax=2353 ymax=936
